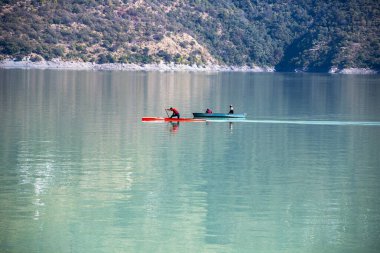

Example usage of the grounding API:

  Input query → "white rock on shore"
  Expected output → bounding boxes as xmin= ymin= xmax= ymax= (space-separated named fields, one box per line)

xmin=0 ymin=58 xmax=275 ymax=72
xmin=2 ymin=59 xmax=377 ymax=74
xmin=329 ymin=66 xmax=378 ymax=74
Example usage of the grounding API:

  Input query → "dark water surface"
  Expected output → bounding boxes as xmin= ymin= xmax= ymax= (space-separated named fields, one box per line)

xmin=1 ymin=69 xmax=380 ymax=252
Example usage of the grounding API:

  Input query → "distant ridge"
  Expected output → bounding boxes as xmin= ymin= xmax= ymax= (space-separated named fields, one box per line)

xmin=1 ymin=0 xmax=379 ymax=73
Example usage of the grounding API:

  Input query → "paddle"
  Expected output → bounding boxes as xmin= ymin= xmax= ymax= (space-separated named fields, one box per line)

xmin=165 ymin=108 xmax=170 ymax=118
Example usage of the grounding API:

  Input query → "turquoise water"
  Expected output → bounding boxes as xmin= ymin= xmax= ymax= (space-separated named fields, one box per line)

xmin=1 ymin=69 xmax=380 ymax=252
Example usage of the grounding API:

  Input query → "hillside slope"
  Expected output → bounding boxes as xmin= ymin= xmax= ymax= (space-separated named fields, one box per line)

xmin=1 ymin=0 xmax=379 ymax=72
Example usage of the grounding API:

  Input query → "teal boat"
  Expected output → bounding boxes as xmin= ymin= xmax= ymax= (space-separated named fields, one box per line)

xmin=193 ymin=113 xmax=247 ymax=118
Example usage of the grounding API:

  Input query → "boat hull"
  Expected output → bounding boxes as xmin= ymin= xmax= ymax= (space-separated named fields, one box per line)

xmin=193 ymin=113 xmax=247 ymax=118
xmin=142 ymin=117 xmax=206 ymax=122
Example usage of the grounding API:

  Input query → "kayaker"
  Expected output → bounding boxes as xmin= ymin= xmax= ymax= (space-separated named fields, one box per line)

xmin=167 ymin=107 xmax=180 ymax=118
xmin=205 ymin=108 xmax=213 ymax=114
xmin=229 ymin=105 xmax=234 ymax=114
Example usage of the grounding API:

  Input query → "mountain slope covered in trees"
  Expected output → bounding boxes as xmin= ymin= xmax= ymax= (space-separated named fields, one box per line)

xmin=1 ymin=0 xmax=379 ymax=72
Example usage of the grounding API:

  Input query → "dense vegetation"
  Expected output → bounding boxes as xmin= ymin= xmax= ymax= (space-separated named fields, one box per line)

xmin=1 ymin=0 xmax=379 ymax=72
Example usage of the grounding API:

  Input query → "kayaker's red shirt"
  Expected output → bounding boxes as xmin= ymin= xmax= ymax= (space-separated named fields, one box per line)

xmin=170 ymin=108 xmax=179 ymax=114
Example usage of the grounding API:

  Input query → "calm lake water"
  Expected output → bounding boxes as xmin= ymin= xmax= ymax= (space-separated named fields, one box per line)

xmin=1 ymin=69 xmax=380 ymax=253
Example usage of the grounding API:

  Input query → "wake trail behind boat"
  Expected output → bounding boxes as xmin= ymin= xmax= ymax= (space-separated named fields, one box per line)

xmin=206 ymin=119 xmax=380 ymax=126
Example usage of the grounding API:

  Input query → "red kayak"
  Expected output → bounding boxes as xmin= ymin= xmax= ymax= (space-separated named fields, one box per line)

xmin=142 ymin=117 xmax=206 ymax=122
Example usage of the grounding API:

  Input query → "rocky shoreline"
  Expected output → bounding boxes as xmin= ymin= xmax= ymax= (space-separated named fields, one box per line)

xmin=328 ymin=66 xmax=378 ymax=74
xmin=0 ymin=58 xmax=377 ymax=74
xmin=0 ymin=58 xmax=275 ymax=72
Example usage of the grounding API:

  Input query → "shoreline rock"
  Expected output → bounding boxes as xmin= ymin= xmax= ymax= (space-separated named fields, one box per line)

xmin=0 ymin=58 xmax=378 ymax=74
xmin=0 ymin=58 xmax=275 ymax=73
xmin=329 ymin=67 xmax=378 ymax=74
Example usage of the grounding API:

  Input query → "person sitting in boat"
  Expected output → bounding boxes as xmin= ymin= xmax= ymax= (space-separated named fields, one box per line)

xmin=229 ymin=105 xmax=234 ymax=114
xmin=167 ymin=107 xmax=180 ymax=118
xmin=205 ymin=108 xmax=213 ymax=114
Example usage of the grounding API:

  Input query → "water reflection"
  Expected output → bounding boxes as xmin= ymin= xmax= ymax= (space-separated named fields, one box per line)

xmin=1 ymin=70 xmax=380 ymax=253
xmin=229 ymin=122 xmax=233 ymax=133
xmin=169 ymin=122 xmax=180 ymax=133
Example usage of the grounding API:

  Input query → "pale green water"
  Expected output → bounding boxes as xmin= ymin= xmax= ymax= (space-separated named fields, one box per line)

xmin=1 ymin=69 xmax=380 ymax=253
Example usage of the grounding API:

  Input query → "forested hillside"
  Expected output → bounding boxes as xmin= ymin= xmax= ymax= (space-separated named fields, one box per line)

xmin=1 ymin=0 xmax=379 ymax=72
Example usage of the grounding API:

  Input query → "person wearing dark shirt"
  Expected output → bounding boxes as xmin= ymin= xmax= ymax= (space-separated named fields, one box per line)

xmin=205 ymin=108 xmax=213 ymax=114
xmin=229 ymin=105 xmax=234 ymax=114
